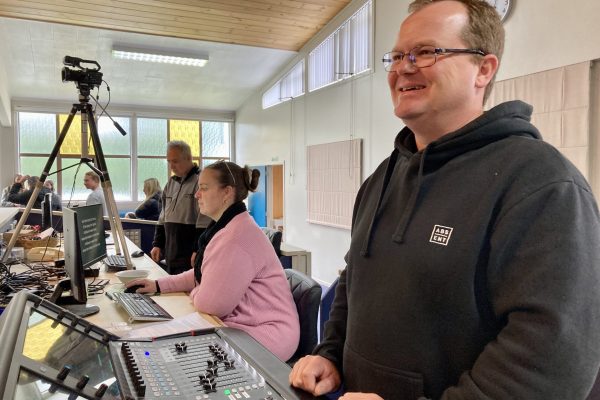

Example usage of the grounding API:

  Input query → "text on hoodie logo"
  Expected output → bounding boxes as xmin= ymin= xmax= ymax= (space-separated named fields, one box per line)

xmin=430 ymin=225 xmax=453 ymax=246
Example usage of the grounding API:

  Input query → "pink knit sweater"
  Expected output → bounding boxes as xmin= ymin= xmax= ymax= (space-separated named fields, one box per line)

xmin=157 ymin=212 xmax=300 ymax=361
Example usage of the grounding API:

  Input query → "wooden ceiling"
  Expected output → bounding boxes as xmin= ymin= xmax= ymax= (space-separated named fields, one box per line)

xmin=0 ymin=0 xmax=353 ymax=51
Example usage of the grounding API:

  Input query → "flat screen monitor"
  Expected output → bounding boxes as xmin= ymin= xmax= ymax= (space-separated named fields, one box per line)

xmin=49 ymin=204 xmax=107 ymax=317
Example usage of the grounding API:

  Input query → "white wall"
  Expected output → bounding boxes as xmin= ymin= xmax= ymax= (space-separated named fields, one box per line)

xmin=0 ymin=34 xmax=10 ymax=127
xmin=234 ymin=0 xmax=600 ymax=285
xmin=0 ymin=125 xmax=16 ymax=185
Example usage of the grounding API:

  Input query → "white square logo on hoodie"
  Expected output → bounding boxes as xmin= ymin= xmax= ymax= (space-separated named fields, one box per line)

xmin=430 ymin=225 xmax=453 ymax=246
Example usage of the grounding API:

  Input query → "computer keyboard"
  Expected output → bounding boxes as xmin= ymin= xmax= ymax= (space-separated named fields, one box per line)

xmin=104 ymin=254 xmax=127 ymax=269
xmin=111 ymin=292 xmax=174 ymax=322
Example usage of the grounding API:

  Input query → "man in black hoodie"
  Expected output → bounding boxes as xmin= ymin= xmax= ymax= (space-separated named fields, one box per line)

xmin=290 ymin=1 xmax=600 ymax=399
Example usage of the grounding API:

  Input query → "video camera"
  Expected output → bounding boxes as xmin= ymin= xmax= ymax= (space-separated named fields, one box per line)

xmin=61 ymin=56 xmax=103 ymax=91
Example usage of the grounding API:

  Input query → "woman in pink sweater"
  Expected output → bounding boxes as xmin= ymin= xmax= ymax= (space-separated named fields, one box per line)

xmin=127 ymin=161 xmax=300 ymax=361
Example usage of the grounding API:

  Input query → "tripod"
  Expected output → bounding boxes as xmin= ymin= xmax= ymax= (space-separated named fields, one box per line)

xmin=1 ymin=89 xmax=133 ymax=269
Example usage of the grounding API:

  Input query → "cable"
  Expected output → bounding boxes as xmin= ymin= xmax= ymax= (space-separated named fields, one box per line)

xmin=90 ymin=83 xmax=126 ymax=136
xmin=0 ymin=261 xmax=60 ymax=306
xmin=96 ymin=80 xmax=111 ymax=119
xmin=65 ymin=163 xmax=83 ymax=210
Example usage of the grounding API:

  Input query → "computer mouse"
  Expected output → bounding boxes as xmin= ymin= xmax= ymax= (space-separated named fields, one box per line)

xmin=131 ymin=250 xmax=145 ymax=258
xmin=124 ymin=284 xmax=145 ymax=294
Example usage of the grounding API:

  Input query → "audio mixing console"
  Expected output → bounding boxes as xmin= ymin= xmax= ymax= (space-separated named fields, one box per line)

xmin=0 ymin=291 xmax=315 ymax=400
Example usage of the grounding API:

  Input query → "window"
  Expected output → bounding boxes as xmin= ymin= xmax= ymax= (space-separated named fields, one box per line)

xmin=262 ymin=61 xmax=304 ymax=109
xmin=309 ymin=1 xmax=372 ymax=92
xmin=17 ymin=112 xmax=232 ymax=202
xmin=137 ymin=118 xmax=168 ymax=200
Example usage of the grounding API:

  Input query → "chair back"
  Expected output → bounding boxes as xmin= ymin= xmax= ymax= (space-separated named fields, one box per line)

xmin=319 ymin=276 xmax=339 ymax=342
xmin=284 ymin=269 xmax=322 ymax=364
xmin=261 ymin=227 xmax=282 ymax=258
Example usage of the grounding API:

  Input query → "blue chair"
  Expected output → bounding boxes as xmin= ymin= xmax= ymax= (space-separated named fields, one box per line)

xmin=319 ymin=277 xmax=339 ymax=342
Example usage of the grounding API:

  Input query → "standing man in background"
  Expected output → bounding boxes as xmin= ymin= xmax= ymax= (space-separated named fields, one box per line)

xmin=84 ymin=171 xmax=107 ymax=215
xmin=151 ymin=141 xmax=211 ymax=275
xmin=290 ymin=0 xmax=600 ymax=399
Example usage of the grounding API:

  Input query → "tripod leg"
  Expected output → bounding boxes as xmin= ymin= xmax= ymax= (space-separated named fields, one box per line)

xmin=1 ymin=105 xmax=79 ymax=262
xmin=84 ymin=105 xmax=134 ymax=269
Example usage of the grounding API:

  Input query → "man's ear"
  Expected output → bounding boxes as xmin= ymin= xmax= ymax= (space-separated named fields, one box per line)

xmin=475 ymin=54 xmax=499 ymax=89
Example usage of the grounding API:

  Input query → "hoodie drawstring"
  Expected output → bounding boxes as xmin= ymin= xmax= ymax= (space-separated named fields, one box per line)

xmin=360 ymin=149 xmax=399 ymax=257
xmin=392 ymin=147 xmax=428 ymax=244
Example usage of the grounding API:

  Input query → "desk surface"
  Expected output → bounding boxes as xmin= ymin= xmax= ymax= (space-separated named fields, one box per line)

xmin=85 ymin=250 xmax=222 ymax=332
xmin=280 ymin=242 xmax=309 ymax=255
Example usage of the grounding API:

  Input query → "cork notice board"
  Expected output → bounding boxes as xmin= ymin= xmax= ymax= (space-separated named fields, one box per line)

xmin=307 ymin=139 xmax=362 ymax=229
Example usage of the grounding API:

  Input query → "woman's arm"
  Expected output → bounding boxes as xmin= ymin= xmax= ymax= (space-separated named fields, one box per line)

xmin=190 ymin=241 xmax=256 ymax=317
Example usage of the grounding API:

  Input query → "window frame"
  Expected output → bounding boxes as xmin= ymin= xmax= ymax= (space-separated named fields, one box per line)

xmin=15 ymin=111 xmax=233 ymax=202
xmin=308 ymin=0 xmax=373 ymax=92
xmin=262 ymin=60 xmax=305 ymax=109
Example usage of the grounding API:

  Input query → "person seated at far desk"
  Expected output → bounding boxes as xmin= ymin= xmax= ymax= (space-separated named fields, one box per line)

xmin=125 ymin=178 xmax=162 ymax=221
xmin=127 ymin=161 xmax=300 ymax=362
xmin=8 ymin=175 xmax=62 ymax=210
xmin=43 ymin=179 xmax=63 ymax=211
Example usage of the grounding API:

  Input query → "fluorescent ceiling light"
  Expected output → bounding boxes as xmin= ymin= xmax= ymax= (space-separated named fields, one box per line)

xmin=112 ymin=45 xmax=208 ymax=67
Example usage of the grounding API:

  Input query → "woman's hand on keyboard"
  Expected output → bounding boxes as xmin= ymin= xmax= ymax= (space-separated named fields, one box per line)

xmin=125 ymin=279 xmax=156 ymax=294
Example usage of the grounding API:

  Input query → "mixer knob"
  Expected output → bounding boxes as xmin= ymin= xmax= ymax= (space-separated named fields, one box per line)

xmin=76 ymin=375 xmax=90 ymax=390
xmin=57 ymin=365 xmax=71 ymax=380
xmin=94 ymin=383 xmax=108 ymax=397
xmin=137 ymin=382 xmax=146 ymax=397
xmin=200 ymin=372 xmax=213 ymax=381
xmin=203 ymin=382 xmax=217 ymax=393
xmin=202 ymin=376 xmax=215 ymax=385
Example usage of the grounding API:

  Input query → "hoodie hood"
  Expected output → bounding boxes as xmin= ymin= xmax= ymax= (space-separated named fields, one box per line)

xmin=394 ymin=100 xmax=540 ymax=165
xmin=360 ymin=100 xmax=540 ymax=256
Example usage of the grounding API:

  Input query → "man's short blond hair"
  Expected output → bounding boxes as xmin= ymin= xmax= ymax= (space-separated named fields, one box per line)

xmin=84 ymin=171 xmax=100 ymax=183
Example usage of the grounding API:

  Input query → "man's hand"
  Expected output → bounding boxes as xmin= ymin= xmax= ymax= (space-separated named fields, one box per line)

xmin=14 ymin=174 xmax=28 ymax=184
xmin=289 ymin=355 xmax=341 ymax=396
xmin=339 ymin=393 xmax=384 ymax=400
xmin=150 ymin=246 xmax=162 ymax=262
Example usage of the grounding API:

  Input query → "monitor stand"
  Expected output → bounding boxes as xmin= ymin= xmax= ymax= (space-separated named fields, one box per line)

xmin=49 ymin=279 xmax=100 ymax=318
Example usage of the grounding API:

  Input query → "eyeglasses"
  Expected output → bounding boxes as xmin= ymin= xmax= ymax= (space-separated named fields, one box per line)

xmin=382 ymin=45 xmax=487 ymax=71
